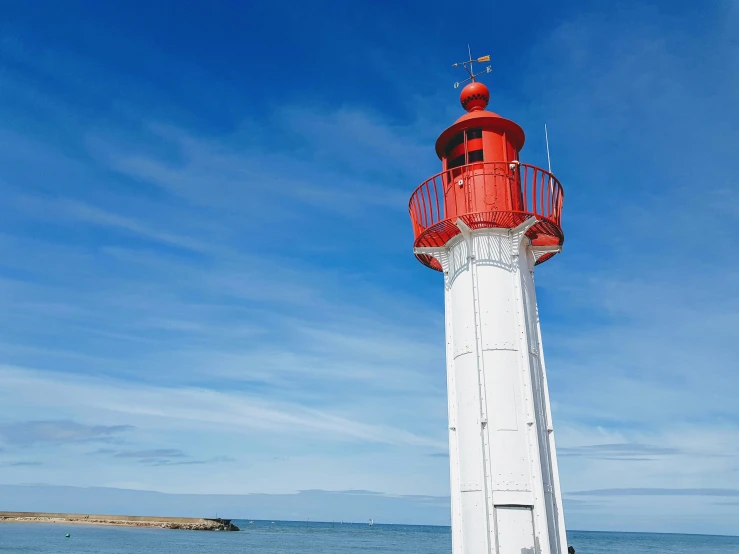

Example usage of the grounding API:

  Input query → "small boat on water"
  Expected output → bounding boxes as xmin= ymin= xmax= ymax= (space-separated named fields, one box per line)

xmin=369 ymin=519 xmax=374 ymax=527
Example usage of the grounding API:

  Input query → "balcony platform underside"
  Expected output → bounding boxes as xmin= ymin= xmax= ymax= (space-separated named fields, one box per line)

xmin=413 ymin=211 xmax=564 ymax=271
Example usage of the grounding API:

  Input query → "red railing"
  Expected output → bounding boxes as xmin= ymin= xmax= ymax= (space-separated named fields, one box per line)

xmin=409 ymin=161 xmax=564 ymax=269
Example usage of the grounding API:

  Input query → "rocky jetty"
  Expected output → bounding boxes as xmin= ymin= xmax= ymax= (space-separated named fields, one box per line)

xmin=0 ymin=511 xmax=240 ymax=531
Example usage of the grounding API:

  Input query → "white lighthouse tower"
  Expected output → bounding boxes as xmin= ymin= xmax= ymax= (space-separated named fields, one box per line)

xmin=408 ymin=60 xmax=568 ymax=554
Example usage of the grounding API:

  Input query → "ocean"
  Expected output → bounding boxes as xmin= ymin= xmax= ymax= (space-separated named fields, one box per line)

xmin=1 ymin=520 xmax=738 ymax=553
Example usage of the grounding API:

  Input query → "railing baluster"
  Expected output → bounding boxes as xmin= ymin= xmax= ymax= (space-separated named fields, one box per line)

xmin=427 ymin=182 xmax=433 ymax=229
xmin=423 ymin=184 xmax=429 ymax=229
xmin=431 ymin=182 xmax=436 ymax=228
xmin=558 ymin=185 xmax=564 ymax=225
xmin=557 ymin=181 xmax=563 ymax=225
xmin=557 ymin=185 xmax=565 ymax=227
xmin=538 ymin=168 xmax=542 ymax=215
xmin=548 ymin=183 xmax=553 ymax=220
xmin=412 ymin=192 xmax=420 ymax=233
xmin=421 ymin=188 xmax=427 ymax=229
xmin=415 ymin=193 xmax=423 ymax=234
xmin=423 ymin=182 xmax=431 ymax=229
xmin=549 ymin=174 xmax=554 ymax=218
xmin=468 ymin=167 xmax=474 ymax=215
xmin=435 ymin=179 xmax=440 ymax=225
xmin=411 ymin=189 xmax=423 ymax=237
xmin=539 ymin=170 xmax=545 ymax=217
xmin=448 ymin=170 xmax=455 ymax=220
xmin=429 ymin=179 xmax=441 ymax=225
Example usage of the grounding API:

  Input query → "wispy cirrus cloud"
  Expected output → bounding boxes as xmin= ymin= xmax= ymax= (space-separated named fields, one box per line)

xmin=44 ymin=198 xmax=210 ymax=253
xmin=0 ymin=420 xmax=133 ymax=447
xmin=0 ymin=366 xmax=446 ymax=450
xmin=569 ymin=488 xmax=739 ymax=497
xmin=87 ymin=117 xmax=416 ymax=221
xmin=558 ymin=443 xmax=681 ymax=461
xmin=93 ymin=448 xmax=236 ymax=467
xmin=113 ymin=448 xmax=186 ymax=461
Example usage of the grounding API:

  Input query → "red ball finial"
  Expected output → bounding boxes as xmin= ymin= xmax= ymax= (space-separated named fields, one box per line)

xmin=460 ymin=81 xmax=489 ymax=112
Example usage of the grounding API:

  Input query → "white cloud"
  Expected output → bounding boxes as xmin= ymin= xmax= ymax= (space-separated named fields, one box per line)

xmin=0 ymin=365 xmax=445 ymax=450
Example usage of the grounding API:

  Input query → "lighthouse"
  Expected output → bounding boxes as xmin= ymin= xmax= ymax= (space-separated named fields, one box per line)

xmin=409 ymin=59 xmax=567 ymax=554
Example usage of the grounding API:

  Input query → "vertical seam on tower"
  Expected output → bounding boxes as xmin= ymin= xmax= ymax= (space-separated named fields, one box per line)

xmin=511 ymin=232 xmax=544 ymax=552
xmin=443 ymin=262 xmax=463 ymax=554
xmin=524 ymin=254 xmax=557 ymax=554
xmin=467 ymin=234 xmax=493 ymax=552
xmin=513 ymin=234 xmax=555 ymax=554
xmin=528 ymin=264 xmax=567 ymax=553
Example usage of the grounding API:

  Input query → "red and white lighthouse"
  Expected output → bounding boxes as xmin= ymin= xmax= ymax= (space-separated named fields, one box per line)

xmin=409 ymin=64 xmax=567 ymax=553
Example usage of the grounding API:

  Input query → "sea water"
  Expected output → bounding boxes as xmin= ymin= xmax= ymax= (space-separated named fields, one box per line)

xmin=1 ymin=520 xmax=738 ymax=553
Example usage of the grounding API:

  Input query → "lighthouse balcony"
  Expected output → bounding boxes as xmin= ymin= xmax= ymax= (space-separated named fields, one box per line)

xmin=409 ymin=161 xmax=564 ymax=271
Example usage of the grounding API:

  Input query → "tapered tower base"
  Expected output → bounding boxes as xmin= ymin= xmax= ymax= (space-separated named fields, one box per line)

xmin=417 ymin=217 xmax=567 ymax=554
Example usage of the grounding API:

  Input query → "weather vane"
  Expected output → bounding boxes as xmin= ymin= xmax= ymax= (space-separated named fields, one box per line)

xmin=452 ymin=45 xmax=492 ymax=89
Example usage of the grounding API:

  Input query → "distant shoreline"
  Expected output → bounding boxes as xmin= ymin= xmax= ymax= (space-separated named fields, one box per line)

xmin=0 ymin=511 xmax=239 ymax=531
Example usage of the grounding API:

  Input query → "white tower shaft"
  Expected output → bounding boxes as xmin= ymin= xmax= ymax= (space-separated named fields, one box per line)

xmin=419 ymin=217 xmax=566 ymax=554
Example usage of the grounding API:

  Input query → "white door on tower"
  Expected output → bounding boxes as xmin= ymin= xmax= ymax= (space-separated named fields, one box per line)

xmin=496 ymin=506 xmax=537 ymax=554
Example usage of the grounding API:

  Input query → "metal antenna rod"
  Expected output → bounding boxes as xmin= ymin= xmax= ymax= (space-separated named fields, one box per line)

xmin=544 ymin=123 xmax=552 ymax=174
xmin=467 ymin=44 xmax=473 ymax=80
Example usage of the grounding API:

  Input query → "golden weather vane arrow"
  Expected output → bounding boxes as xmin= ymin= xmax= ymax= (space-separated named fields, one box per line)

xmin=452 ymin=45 xmax=492 ymax=89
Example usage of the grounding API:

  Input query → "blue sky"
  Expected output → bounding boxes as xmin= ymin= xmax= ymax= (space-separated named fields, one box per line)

xmin=1 ymin=0 xmax=738 ymax=534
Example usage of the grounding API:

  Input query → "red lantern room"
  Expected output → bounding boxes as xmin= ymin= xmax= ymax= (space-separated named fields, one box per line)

xmin=409 ymin=77 xmax=564 ymax=271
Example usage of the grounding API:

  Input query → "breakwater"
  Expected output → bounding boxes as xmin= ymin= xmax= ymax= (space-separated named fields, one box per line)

xmin=0 ymin=511 xmax=239 ymax=531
